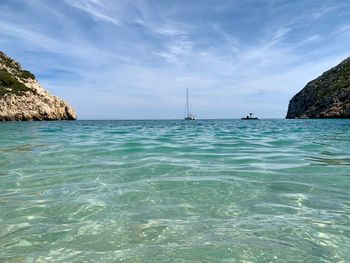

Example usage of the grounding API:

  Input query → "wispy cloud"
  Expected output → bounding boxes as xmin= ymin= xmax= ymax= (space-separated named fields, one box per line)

xmin=331 ymin=23 xmax=350 ymax=36
xmin=310 ymin=5 xmax=338 ymax=19
xmin=64 ymin=0 xmax=120 ymax=25
xmin=155 ymin=36 xmax=193 ymax=64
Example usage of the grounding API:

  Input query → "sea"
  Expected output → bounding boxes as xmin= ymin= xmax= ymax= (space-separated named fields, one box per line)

xmin=0 ymin=119 xmax=349 ymax=262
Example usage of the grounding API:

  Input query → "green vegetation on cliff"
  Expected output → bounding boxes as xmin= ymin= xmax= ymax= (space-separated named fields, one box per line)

xmin=0 ymin=69 xmax=31 ymax=98
xmin=0 ymin=51 xmax=35 ymax=99
xmin=0 ymin=51 xmax=35 ymax=80
xmin=313 ymin=60 xmax=350 ymax=98
xmin=286 ymin=57 xmax=350 ymax=118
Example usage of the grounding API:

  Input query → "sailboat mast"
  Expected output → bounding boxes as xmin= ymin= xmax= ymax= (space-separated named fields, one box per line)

xmin=186 ymin=88 xmax=190 ymax=117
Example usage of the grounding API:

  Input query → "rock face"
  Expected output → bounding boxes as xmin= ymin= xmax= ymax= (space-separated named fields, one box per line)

xmin=0 ymin=51 xmax=77 ymax=121
xmin=286 ymin=57 xmax=350 ymax=118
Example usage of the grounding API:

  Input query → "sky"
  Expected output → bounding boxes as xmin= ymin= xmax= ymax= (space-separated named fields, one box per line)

xmin=0 ymin=0 xmax=350 ymax=119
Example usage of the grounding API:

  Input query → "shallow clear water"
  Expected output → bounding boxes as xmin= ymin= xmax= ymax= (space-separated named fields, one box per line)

xmin=0 ymin=119 xmax=350 ymax=262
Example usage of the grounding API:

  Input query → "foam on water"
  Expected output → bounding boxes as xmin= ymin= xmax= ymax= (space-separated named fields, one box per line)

xmin=0 ymin=119 xmax=350 ymax=262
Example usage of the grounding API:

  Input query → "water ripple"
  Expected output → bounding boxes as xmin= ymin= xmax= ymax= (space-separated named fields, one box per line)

xmin=1 ymin=119 xmax=350 ymax=262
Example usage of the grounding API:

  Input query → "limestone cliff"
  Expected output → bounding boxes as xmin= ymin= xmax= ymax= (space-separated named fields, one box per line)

xmin=286 ymin=57 xmax=350 ymax=118
xmin=0 ymin=51 xmax=77 ymax=121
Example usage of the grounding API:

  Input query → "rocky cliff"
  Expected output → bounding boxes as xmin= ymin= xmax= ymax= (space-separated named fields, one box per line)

xmin=286 ymin=57 xmax=350 ymax=118
xmin=0 ymin=51 xmax=77 ymax=121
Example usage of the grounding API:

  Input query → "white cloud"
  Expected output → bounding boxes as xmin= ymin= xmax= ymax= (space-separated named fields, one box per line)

xmin=64 ymin=0 xmax=120 ymax=25
xmin=155 ymin=37 xmax=193 ymax=64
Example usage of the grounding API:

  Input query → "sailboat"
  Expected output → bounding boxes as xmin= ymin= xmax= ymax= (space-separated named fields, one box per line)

xmin=184 ymin=88 xmax=197 ymax=120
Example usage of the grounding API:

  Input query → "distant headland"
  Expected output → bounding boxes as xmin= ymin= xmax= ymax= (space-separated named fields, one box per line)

xmin=0 ymin=51 xmax=76 ymax=121
xmin=287 ymin=57 xmax=350 ymax=119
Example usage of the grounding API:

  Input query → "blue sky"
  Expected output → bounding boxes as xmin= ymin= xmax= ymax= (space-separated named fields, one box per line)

xmin=1 ymin=0 xmax=349 ymax=119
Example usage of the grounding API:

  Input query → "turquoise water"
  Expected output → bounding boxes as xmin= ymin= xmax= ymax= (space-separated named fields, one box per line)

xmin=0 ymin=119 xmax=350 ymax=262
